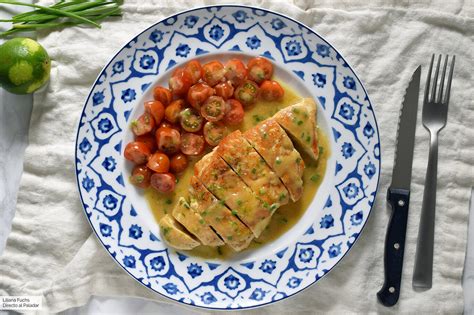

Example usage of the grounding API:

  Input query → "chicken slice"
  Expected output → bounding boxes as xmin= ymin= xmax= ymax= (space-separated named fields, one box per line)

xmin=194 ymin=150 xmax=272 ymax=238
xmin=216 ymin=130 xmax=290 ymax=210
xmin=172 ymin=197 xmax=224 ymax=246
xmin=273 ymin=98 xmax=319 ymax=162
xmin=159 ymin=214 xmax=200 ymax=250
xmin=189 ymin=176 xmax=253 ymax=251
xmin=244 ymin=119 xmax=304 ymax=202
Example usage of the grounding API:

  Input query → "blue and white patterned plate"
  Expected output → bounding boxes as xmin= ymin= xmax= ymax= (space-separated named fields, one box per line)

xmin=75 ymin=5 xmax=380 ymax=310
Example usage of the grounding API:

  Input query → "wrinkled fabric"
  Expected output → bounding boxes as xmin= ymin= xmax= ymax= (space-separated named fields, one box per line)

xmin=0 ymin=0 xmax=473 ymax=314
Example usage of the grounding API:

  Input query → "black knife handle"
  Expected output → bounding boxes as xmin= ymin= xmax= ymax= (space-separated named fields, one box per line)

xmin=377 ymin=188 xmax=410 ymax=307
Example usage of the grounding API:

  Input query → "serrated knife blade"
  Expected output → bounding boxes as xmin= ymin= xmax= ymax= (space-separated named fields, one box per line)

xmin=377 ymin=66 xmax=421 ymax=307
xmin=390 ymin=66 xmax=421 ymax=190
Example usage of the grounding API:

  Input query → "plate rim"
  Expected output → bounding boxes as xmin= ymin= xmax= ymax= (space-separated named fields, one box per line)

xmin=74 ymin=4 xmax=382 ymax=310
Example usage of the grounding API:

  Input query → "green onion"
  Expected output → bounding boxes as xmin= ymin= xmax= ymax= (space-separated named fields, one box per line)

xmin=0 ymin=0 xmax=122 ymax=37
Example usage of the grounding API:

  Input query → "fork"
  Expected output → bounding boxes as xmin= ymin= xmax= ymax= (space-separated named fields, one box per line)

xmin=412 ymin=54 xmax=455 ymax=290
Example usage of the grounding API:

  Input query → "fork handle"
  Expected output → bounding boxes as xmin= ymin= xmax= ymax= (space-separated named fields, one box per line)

xmin=413 ymin=131 xmax=439 ymax=289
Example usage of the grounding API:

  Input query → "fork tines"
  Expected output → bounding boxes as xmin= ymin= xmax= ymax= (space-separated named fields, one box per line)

xmin=424 ymin=54 xmax=456 ymax=105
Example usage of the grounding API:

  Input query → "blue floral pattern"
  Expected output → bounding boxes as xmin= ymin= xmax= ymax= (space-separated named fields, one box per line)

xmin=312 ymin=73 xmax=326 ymax=88
xmin=259 ymin=259 xmax=276 ymax=274
xmin=187 ymin=263 xmax=203 ymax=278
xmin=139 ymin=54 xmax=155 ymax=69
xmin=246 ymin=35 xmax=261 ymax=49
xmin=232 ymin=10 xmax=248 ymax=23
xmin=176 ymin=43 xmax=191 ymax=57
xmin=184 ymin=15 xmax=198 ymax=28
xmin=209 ymin=25 xmax=224 ymax=41
xmin=285 ymin=40 xmax=302 ymax=56
xmin=76 ymin=5 xmax=380 ymax=310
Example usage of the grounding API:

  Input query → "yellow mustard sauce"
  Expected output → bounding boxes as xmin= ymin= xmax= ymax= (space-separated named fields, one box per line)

xmin=145 ymin=82 xmax=330 ymax=259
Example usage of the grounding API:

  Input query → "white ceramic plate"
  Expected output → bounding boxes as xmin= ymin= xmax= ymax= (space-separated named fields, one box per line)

xmin=75 ymin=5 xmax=381 ymax=310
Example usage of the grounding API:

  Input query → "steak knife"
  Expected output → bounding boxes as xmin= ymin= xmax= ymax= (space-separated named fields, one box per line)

xmin=377 ymin=66 xmax=421 ymax=307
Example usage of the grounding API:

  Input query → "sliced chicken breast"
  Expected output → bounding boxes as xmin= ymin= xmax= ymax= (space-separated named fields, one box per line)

xmin=189 ymin=176 xmax=253 ymax=251
xmin=244 ymin=119 xmax=304 ymax=202
xmin=159 ymin=214 xmax=200 ymax=250
xmin=216 ymin=130 xmax=290 ymax=210
xmin=172 ymin=197 xmax=224 ymax=246
xmin=273 ymin=98 xmax=319 ymax=162
xmin=194 ymin=150 xmax=272 ymax=238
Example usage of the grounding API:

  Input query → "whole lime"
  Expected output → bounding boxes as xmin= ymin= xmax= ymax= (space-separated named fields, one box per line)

xmin=0 ymin=38 xmax=51 ymax=94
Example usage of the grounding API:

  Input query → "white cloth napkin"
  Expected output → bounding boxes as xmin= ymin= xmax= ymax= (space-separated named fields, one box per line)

xmin=1 ymin=0 xmax=473 ymax=313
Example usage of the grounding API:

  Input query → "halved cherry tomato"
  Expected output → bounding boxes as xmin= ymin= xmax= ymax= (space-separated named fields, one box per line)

xmin=131 ymin=112 xmax=155 ymax=136
xmin=201 ymin=96 xmax=226 ymax=122
xmin=130 ymin=165 xmax=152 ymax=188
xmin=234 ymin=80 xmax=259 ymax=106
xmin=225 ymin=58 xmax=248 ymax=86
xmin=203 ymin=121 xmax=229 ymax=146
xmin=147 ymin=152 xmax=170 ymax=173
xmin=214 ymin=81 xmax=234 ymax=100
xmin=150 ymin=173 xmax=176 ymax=193
xmin=184 ymin=60 xmax=202 ymax=84
xmin=165 ymin=99 xmax=185 ymax=124
xmin=180 ymin=108 xmax=204 ymax=132
xmin=124 ymin=141 xmax=151 ymax=164
xmin=169 ymin=67 xmax=193 ymax=95
xmin=260 ymin=80 xmax=284 ymax=101
xmin=170 ymin=153 xmax=188 ymax=173
xmin=144 ymin=100 xmax=165 ymax=125
xmin=187 ymin=82 xmax=215 ymax=110
xmin=153 ymin=86 xmax=173 ymax=106
xmin=135 ymin=134 xmax=156 ymax=152
xmin=202 ymin=61 xmax=226 ymax=86
xmin=223 ymin=99 xmax=245 ymax=125
xmin=155 ymin=127 xmax=181 ymax=154
xmin=247 ymin=57 xmax=273 ymax=84
xmin=180 ymin=133 xmax=206 ymax=156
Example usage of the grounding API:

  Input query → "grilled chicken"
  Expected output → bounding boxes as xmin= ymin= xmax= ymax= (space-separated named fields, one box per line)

xmin=273 ymin=98 xmax=319 ymax=162
xmin=216 ymin=130 xmax=290 ymax=210
xmin=159 ymin=214 xmax=200 ymax=250
xmin=244 ymin=119 xmax=304 ymax=201
xmin=189 ymin=176 xmax=253 ymax=251
xmin=172 ymin=197 xmax=224 ymax=246
xmin=159 ymin=98 xmax=319 ymax=252
xmin=194 ymin=150 xmax=272 ymax=238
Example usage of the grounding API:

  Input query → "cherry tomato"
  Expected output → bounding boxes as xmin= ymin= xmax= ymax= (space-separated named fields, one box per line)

xmin=150 ymin=173 xmax=176 ymax=193
xmin=203 ymin=121 xmax=229 ymax=146
xmin=187 ymin=82 xmax=215 ymax=110
xmin=124 ymin=141 xmax=151 ymax=164
xmin=184 ymin=60 xmax=202 ymax=84
xmin=247 ymin=57 xmax=273 ymax=84
xmin=130 ymin=165 xmax=152 ymax=188
xmin=234 ymin=80 xmax=259 ymax=106
xmin=224 ymin=58 xmax=248 ymax=86
xmin=170 ymin=153 xmax=188 ymax=173
xmin=180 ymin=133 xmax=206 ymax=156
xmin=202 ymin=61 xmax=226 ymax=86
xmin=147 ymin=152 xmax=170 ymax=173
xmin=135 ymin=134 xmax=156 ymax=151
xmin=131 ymin=112 xmax=155 ymax=136
xmin=155 ymin=126 xmax=181 ymax=154
xmin=180 ymin=108 xmax=204 ymax=132
xmin=169 ymin=67 xmax=193 ymax=95
xmin=223 ymin=99 xmax=245 ymax=125
xmin=159 ymin=120 xmax=179 ymax=130
xmin=214 ymin=81 xmax=234 ymax=100
xmin=153 ymin=86 xmax=173 ymax=106
xmin=201 ymin=96 xmax=226 ymax=122
xmin=260 ymin=80 xmax=284 ymax=101
xmin=144 ymin=100 xmax=165 ymax=125
xmin=165 ymin=99 xmax=185 ymax=124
